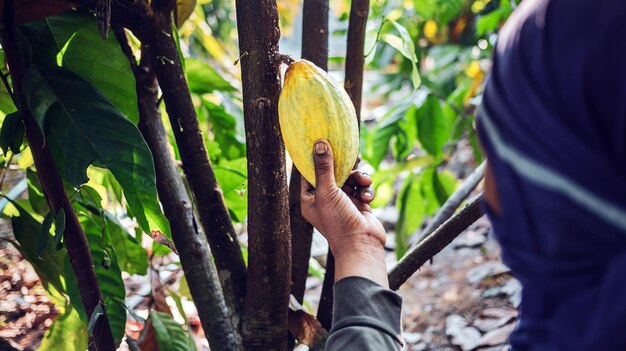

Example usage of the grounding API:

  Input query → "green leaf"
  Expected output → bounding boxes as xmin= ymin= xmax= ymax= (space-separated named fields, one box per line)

xmin=0 ymin=112 xmax=24 ymax=154
xmin=22 ymin=65 xmax=170 ymax=238
xmin=395 ymin=173 xmax=425 ymax=260
xmin=82 ymin=219 xmax=127 ymax=343
xmin=54 ymin=208 xmax=65 ymax=251
xmin=26 ymin=169 xmax=50 ymax=216
xmin=382 ymin=19 xmax=420 ymax=89
xmin=151 ymin=311 xmax=197 ymax=351
xmin=0 ymin=73 xmax=17 ymax=115
xmin=414 ymin=0 xmax=463 ymax=24
xmin=412 ymin=94 xmax=454 ymax=157
xmin=4 ymin=198 xmax=80 ymax=305
xmin=37 ymin=210 xmax=55 ymax=258
xmin=214 ymin=157 xmax=248 ymax=222
xmin=185 ymin=58 xmax=235 ymax=95
xmin=108 ymin=219 xmax=148 ymax=275
xmin=203 ymin=100 xmax=246 ymax=161
xmin=39 ymin=306 xmax=88 ymax=351
xmin=476 ymin=2 xmax=513 ymax=36
xmin=19 ymin=11 xmax=139 ymax=123
xmin=420 ymin=167 xmax=457 ymax=216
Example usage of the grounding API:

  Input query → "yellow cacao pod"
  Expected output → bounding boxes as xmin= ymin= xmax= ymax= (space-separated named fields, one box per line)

xmin=278 ymin=59 xmax=359 ymax=188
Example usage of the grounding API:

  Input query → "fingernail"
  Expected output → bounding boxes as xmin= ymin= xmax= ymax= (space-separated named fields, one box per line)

xmin=315 ymin=141 xmax=328 ymax=155
xmin=361 ymin=172 xmax=369 ymax=177
xmin=363 ymin=191 xmax=373 ymax=199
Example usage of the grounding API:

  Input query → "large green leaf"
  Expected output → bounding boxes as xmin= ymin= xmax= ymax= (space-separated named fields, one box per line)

xmin=185 ymin=58 xmax=236 ymax=95
xmin=19 ymin=11 xmax=139 ymax=123
xmin=22 ymin=65 xmax=170 ymax=238
xmin=108 ymin=219 xmax=148 ymax=275
xmin=420 ymin=167 xmax=457 ymax=215
xmin=4 ymin=198 xmax=89 ymax=351
xmin=39 ymin=306 xmax=88 ymax=351
xmin=151 ymin=312 xmax=197 ymax=351
xmin=412 ymin=94 xmax=455 ymax=157
xmin=82 ymin=222 xmax=127 ymax=343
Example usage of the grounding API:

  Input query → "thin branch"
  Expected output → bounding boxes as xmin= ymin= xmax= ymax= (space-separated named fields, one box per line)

xmin=388 ymin=194 xmax=484 ymax=290
xmin=411 ymin=162 xmax=485 ymax=245
xmin=141 ymin=9 xmax=248 ymax=323
xmin=0 ymin=1 xmax=115 ymax=349
xmin=117 ymin=21 xmax=240 ymax=348
xmin=318 ymin=0 xmax=370 ymax=330
xmin=290 ymin=0 xmax=329 ymax=306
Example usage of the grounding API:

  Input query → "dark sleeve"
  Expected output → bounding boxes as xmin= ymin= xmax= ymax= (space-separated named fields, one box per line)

xmin=325 ymin=276 xmax=403 ymax=351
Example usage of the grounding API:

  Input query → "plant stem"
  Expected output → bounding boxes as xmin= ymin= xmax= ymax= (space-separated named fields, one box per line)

xmin=0 ymin=3 xmax=115 ymax=350
xmin=317 ymin=0 xmax=371 ymax=330
xmin=290 ymin=0 xmax=329 ymax=305
xmin=388 ymin=194 xmax=484 ymax=290
xmin=234 ymin=0 xmax=291 ymax=349
xmin=143 ymin=8 xmax=248 ymax=321
xmin=122 ymin=24 xmax=240 ymax=348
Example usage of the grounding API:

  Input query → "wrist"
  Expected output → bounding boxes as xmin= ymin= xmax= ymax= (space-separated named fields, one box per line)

xmin=331 ymin=233 xmax=388 ymax=288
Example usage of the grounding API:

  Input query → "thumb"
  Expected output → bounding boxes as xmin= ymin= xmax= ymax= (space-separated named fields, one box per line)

xmin=313 ymin=139 xmax=336 ymax=192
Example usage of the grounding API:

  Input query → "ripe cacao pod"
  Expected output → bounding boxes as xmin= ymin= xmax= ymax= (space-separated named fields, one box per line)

xmin=278 ymin=59 xmax=359 ymax=187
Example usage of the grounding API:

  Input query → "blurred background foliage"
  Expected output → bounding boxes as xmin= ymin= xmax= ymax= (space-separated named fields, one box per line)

xmin=0 ymin=0 xmax=515 ymax=348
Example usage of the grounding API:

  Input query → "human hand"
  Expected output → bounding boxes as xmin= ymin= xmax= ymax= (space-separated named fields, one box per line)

xmin=301 ymin=139 xmax=388 ymax=286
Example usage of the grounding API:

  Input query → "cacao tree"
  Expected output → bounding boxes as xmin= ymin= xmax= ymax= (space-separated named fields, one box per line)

xmin=0 ymin=0 xmax=514 ymax=350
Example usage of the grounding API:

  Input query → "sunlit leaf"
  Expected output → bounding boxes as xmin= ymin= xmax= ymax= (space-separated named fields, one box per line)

xmin=19 ymin=11 xmax=139 ymax=123
xmin=22 ymin=65 xmax=170 ymax=238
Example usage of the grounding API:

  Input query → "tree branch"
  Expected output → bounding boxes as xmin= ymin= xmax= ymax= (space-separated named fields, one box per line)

xmin=235 ymin=1 xmax=291 ymax=349
xmin=0 ymin=2 xmax=115 ymax=350
xmin=118 ymin=23 xmax=240 ymax=348
xmin=344 ymin=0 xmax=370 ymax=120
xmin=317 ymin=0 xmax=370 ymax=330
xmin=142 ymin=9 xmax=248 ymax=322
xmin=388 ymin=194 xmax=484 ymax=290
xmin=290 ymin=0 xmax=329 ymax=306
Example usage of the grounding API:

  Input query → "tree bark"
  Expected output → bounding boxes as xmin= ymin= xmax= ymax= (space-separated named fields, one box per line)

xmin=317 ymin=0 xmax=370 ymax=329
xmin=142 ymin=7 xmax=248 ymax=320
xmin=388 ymin=195 xmax=484 ymax=290
xmin=123 ymin=31 xmax=240 ymax=349
xmin=234 ymin=1 xmax=291 ymax=349
xmin=0 ymin=3 xmax=114 ymax=350
xmin=290 ymin=0 xmax=329 ymax=305
xmin=344 ymin=0 xmax=370 ymax=121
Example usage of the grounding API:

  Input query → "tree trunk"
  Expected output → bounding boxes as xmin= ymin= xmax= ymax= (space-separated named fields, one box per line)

xmin=290 ymin=0 xmax=329 ymax=305
xmin=317 ymin=0 xmax=370 ymax=329
xmin=0 ymin=4 xmax=114 ymax=350
xmin=142 ymin=10 xmax=248 ymax=320
xmin=234 ymin=1 xmax=291 ymax=349
xmin=126 ymin=35 xmax=240 ymax=349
